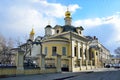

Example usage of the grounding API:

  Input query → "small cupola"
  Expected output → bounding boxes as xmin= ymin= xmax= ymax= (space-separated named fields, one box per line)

xmin=45 ymin=25 xmax=52 ymax=29
xmin=30 ymin=28 xmax=35 ymax=36
xmin=45 ymin=25 xmax=53 ymax=36
xmin=76 ymin=26 xmax=84 ymax=35
xmin=29 ymin=28 xmax=35 ymax=41
xmin=65 ymin=8 xmax=71 ymax=18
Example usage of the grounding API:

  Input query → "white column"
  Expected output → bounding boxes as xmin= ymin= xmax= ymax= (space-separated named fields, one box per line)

xmin=86 ymin=45 xmax=89 ymax=60
xmin=81 ymin=43 xmax=84 ymax=65
xmin=86 ymin=44 xmax=89 ymax=69
xmin=79 ymin=60 xmax=82 ymax=70
xmin=78 ymin=42 xmax=80 ymax=59
xmin=68 ymin=56 xmax=74 ymax=72
xmin=83 ymin=44 xmax=86 ymax=60
xmin=72 ymin=41 xmax=75 ymax=57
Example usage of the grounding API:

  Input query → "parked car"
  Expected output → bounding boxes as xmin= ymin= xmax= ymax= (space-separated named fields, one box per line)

xmin=114 ymin=64 xmax=120 ymax=68
xmin=105 ymin=64 xmax=110 ymax=68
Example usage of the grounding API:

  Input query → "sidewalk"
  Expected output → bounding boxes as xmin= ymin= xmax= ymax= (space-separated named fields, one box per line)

xmin=92 ymin=68 xmax=119 ymax=72
xmin=0 ymin=72 xmax=86 ymax=80
xmin=0 ymin=68 xmax=118 ymax=80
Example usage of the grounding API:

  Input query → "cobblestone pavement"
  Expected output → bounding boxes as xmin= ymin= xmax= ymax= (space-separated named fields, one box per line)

xmin=0 ymin=68 xmax=120 ymax=80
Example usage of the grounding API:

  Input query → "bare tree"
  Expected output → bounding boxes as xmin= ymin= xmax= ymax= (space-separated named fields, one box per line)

xmin=15 ymin=37 xmax=23 ymax=47
xmin=15 ymin=34 xmax=28 ymax=47
xmin=0 ymin=34 xmax=15 ymax=65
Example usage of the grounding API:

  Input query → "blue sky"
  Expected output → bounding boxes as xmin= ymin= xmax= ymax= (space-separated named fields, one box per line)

xmin=0 ymin=0 xmax=120 ymax=55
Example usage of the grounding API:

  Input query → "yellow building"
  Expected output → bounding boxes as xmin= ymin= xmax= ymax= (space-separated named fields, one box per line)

xmin=41 ymin=9 xmax=93 ymax=72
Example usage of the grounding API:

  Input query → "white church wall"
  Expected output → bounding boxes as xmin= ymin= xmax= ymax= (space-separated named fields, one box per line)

xmin=31 ymin=44 xmax=41 ymax=57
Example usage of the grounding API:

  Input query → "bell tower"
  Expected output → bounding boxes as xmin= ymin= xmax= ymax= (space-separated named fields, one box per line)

xmin=29 ymin=28 xmax=35 ymax=41
xmin=64 ymin=7 xmax=72 ymax=25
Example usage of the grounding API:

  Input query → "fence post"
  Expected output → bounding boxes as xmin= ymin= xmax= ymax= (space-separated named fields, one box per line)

xmin=41 ymin=54 xmax=46 ymax=70
xmin=16 ymin=49 xmax=24 ymax=75
xmin=57 ymin=54 xmax=61 ymax=72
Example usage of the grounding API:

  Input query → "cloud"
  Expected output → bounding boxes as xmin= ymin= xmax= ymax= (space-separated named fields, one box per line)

xmin=0 ymin=0 xmax=80 ymax=39
xmin=33 ymin=0 xmax=80 ymax=18
xmin=74 ymin=18 xmax=103 ymax=28
xmin=68 ymin=4 xmax=81 ymax=13
xmin=74 ymin=12 xmax=120 ymax=38
xmin=73 ymin=15 xmax=117 ymax=29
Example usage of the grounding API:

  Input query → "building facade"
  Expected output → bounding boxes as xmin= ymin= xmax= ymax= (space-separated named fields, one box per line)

xmin=86 ymin=36 xmax=111 ymax=67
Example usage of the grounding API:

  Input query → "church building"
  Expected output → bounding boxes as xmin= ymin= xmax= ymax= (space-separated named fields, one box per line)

xmin=20 ymin=9 xmax=111 ymax=72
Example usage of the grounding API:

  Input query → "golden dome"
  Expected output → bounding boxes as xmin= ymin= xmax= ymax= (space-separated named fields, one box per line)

xmin=65 ymin=8 xmax=71 ymax=17
xmin=30 ymin=28 xmax=35 ymax=35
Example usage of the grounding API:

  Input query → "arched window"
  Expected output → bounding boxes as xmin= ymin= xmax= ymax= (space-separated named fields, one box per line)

xmin=79 ymin=31 xmax=81 ymax=34
xmin=56 ymin=30 xmax=59 ymax=33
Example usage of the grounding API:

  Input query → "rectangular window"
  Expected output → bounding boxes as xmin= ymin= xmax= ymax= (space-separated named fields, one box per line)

xmin=44 ymin=47 xmax=47 ymax=55
xmin=96 ymin=52 xmax=98 ymax=56
xmin=52 ymin=46 xmax=57 ymax=56
xmin=89 ymin=49 xmax=91 ymax=60
xmin=63 ymin=64 xmax=68 ymax=67
xmin=85 ymin=49 xmax=87 ymax=58
xmin=80 ymin=48 xmax=82 ymax=57
xmin=62 ymin=47 xmax=66 ymax=56
xmin=74 ymin=47 xmax=77 ymax=56
xmin=92 ymin=52 xmax=94 ymax=58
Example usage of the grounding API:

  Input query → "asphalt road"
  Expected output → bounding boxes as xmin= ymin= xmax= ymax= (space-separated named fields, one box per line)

xmin=0 ymin=68 xmax=120 ymax=80
xmin=67 ymin=70 xmax=120 ymax=80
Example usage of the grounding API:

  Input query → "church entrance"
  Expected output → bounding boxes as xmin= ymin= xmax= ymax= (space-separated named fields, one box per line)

xmin=61 ymin=60 xmax=69 ymax=71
